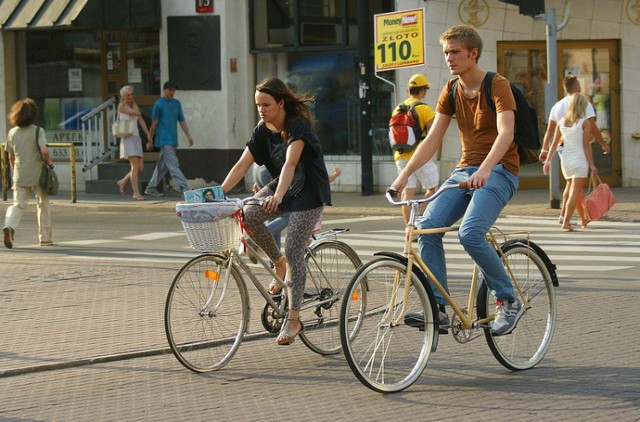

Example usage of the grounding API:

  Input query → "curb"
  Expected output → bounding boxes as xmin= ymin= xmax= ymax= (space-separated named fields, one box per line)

xmin=0 ymin=331 xmax=273 ymax=378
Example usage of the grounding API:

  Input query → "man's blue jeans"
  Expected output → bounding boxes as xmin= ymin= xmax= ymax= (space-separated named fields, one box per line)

xmin=147 ymin=145 xmax=189 ymax=191
xmin=417 ymin=165 xmax=519 ymax=305
xmin=267 ymin=213 xmax=290 ymax=250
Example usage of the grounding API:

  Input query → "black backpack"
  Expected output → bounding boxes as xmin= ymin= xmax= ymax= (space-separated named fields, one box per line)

xmin=448 ymin=72 xmax=540 ymax=165
xmin=388 ymin=101 xmax=426 ymax=153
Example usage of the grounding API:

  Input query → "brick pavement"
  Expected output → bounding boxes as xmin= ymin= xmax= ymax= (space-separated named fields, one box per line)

xmin=0 ymin=187 xmax=638 ymax=420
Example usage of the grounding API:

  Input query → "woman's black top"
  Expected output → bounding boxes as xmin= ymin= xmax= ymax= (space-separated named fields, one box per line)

xmin=247 ymin=118 xmax=331 ymax=212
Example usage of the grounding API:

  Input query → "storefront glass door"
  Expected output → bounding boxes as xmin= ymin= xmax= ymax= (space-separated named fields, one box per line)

xmin=498 ymin=39 xmax=620 ymax=188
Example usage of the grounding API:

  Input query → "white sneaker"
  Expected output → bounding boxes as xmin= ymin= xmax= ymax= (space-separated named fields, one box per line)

xmin=144 ymin=187 xmax=164 ymax=197
xmin=491 ymin=299 xmax=524 ymax=336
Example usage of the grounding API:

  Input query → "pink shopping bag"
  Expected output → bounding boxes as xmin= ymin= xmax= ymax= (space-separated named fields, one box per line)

xmin=583 ymin=174 xmax=616 ymax=221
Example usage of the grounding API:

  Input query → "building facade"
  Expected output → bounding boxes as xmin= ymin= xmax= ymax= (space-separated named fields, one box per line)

xmin=1 ymin=0 xmax=639 ymax=193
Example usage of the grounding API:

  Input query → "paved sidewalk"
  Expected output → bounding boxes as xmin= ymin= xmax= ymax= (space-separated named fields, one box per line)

xmin=45 ymin=185 xmax=640 ymax=221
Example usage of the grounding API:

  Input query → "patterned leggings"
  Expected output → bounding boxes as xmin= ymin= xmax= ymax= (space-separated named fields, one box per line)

xmin=243 ymin=188 xmax=323 ymax=310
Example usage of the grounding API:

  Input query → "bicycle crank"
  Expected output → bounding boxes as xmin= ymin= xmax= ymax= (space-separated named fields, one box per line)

xmin=261 ymin=296 xmax=284 ymax=333
xmin=450 ymin=308 xmax=482 ymax=344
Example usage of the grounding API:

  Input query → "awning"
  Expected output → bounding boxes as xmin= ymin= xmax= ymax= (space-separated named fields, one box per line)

xmin=0 ymin=0 xmax=89 ymax=30
xmin=1 ymin=0 xmax=160 ymax=31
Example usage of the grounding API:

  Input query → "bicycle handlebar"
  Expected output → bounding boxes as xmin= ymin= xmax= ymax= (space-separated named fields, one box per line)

xmin=385 ymin=182 xmax=470 ymax=206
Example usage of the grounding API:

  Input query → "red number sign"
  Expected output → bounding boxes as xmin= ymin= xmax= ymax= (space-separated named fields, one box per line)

xmin=196 ymin=0 xmax=213 ymax=13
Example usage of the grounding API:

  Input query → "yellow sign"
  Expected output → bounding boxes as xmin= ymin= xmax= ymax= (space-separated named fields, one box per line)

xmin=374 ymin=8 xmax=425 ymax=71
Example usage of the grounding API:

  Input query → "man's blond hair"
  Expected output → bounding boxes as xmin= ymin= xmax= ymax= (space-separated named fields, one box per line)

xmin=439 ymin=24 xmax=483 ymax=63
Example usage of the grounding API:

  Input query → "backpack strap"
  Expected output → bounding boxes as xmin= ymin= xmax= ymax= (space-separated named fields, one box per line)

xmin=34 ymin=125 xmax=45 ymax=163
xmin=483 ymin=71 xmax=496 ymax=112
xmin=448 ymin=78 xmax=458 ymax=114
xmin=408 ymin=101 xmax=426 ymax=136
xmin=448 ymin=72 xmax=497 ymax=114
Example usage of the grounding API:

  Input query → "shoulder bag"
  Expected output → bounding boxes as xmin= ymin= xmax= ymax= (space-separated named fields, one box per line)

xmin=112 ymin=113 xmax=134 ymax=138
xmin=583 ymin=174 xmax=615 ymax=221
xmin=35 ymin=127 xmax=59 ymax=196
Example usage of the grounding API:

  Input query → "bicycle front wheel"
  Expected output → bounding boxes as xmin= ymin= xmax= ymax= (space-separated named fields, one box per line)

xmin=477 ymin=243 xmax=556 ymax=371
xmin=340 ymin=258 xmax=435 ymax=393
xmin=165 ymin=254 xmax=249 ymax=372
xmin=299 ymin=240 xmax=362 ymax=355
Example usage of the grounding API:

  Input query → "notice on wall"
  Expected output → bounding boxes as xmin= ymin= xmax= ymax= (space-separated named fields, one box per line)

xmin=68 ymin=68 xmax=82 ymax=92
xmin=128 ymin=68 xmax=142 ymax=83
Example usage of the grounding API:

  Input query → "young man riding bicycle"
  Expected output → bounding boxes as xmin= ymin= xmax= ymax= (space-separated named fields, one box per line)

xmin=390 ymin=24 xmax=524 ymax=336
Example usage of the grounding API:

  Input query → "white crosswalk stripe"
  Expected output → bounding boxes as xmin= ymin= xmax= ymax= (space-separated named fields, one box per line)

xmin=337 ymin=216 xmax=640 ymax=276
xmin=49 ymin=216 xmax=639 ymax=278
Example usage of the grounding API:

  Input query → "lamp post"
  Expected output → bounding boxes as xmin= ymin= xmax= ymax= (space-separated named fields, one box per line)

xmin=358 ymin=0 xmax=373 ymax=195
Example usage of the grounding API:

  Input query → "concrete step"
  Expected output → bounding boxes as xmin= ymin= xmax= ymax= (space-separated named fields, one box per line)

xmin=85 ymin=179 xmax=150 ymax=195
xmin=85 ymin=161 xmax=157 ymax=194
xmin=97 ymin=162 xmax=155 ymax=180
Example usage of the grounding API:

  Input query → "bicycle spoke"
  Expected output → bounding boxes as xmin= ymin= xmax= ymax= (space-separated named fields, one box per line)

xmin=341 ymin=258 xmax=434 ymax=393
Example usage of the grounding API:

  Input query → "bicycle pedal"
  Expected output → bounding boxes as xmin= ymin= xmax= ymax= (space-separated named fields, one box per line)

xmin=416 ymin=326 xmax=449 ymax=335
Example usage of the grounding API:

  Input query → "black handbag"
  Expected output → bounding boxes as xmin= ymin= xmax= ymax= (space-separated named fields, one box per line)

xmin=35 ymin=126 xmax=59 ymax=196
xmin=265 ymin=131 xmax=306 ymax=203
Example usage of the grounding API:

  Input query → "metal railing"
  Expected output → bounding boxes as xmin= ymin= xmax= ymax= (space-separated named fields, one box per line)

xmin=80 ymin=97 xmax=119 ymax=173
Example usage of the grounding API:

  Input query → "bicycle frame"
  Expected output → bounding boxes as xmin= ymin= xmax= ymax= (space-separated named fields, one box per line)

xmin=387 ymin=185 xmax=532 ymax=331
xmin=222 ymin=229 xmax=351 ymax=322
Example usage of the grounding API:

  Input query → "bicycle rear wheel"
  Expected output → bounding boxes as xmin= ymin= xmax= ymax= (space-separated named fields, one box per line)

xmin=299 ymin=240 xmax=362 ymax=355
xmin=477 ymin=243 xmax=556 ymax=371
xmin=340 ymin=258 xmax=435 ymax=393
xmin=165 ymin=254 xmax=249 ymax=372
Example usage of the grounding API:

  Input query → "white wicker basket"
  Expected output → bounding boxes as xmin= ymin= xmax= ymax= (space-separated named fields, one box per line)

xmin=176 ymin=201 xmax=242 ymax=253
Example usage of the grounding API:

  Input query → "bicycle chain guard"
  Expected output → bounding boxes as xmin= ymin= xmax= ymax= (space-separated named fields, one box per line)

xmin=261 ymin=296 xmax=284 ymax=333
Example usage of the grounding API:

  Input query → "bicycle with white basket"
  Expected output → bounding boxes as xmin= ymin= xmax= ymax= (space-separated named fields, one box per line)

xmin=164 ymin=198 xmax=362 ymax=372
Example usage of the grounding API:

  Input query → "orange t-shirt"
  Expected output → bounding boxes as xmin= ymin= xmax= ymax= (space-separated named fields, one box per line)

xmin=436 ymin=73 xmax=519 ymax=175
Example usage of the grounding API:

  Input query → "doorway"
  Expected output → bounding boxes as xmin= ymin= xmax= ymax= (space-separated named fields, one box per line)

xmin=101 ymin=31 xmax=160 ymax=116
xmin=498 ymin=39 xmax=621 ymax=188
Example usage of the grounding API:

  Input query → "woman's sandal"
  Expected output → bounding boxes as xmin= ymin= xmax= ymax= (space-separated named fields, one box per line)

xmin=276 ymin=318 xmax=305 ymax=346
xmin=268 ymin=256 xmax=286 ymax=295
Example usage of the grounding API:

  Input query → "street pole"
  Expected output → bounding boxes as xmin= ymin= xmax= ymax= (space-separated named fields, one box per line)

xmin=545 ymin=7 xmax=561 ymax=209
xmin=544 ymin=2 xmax=571 ymax=209
xmin=358 ymin=0 xmax=373 ymax=195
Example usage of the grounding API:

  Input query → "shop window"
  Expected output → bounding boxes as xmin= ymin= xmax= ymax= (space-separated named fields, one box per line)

xmin=25 ymin=30 xmax=159 ymax=131
xmin=26 ymin=32 xmax=102 ymax=130
xmin=252 ymin=0 xmax=392 ymax=156
xmin=252 ymin=0 xmax=353 ymax=49
xmin=286 ymin=51 xmax=359 ymax=155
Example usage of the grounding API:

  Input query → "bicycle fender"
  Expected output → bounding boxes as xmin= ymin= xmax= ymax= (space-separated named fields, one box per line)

xmin=374 ymin=252 xmax=437 ymax=296
xmin=501 ymin=239 xmax=559 ymax=287
xmin=373 ymin=251 xmax=442 ymax=349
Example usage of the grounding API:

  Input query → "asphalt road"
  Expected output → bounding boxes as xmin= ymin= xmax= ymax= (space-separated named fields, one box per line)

xmin=0 ymin=204 xmax=638 ymax=421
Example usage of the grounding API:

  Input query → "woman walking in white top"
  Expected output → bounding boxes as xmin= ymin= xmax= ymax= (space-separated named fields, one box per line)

xmin=116 ymin=85 xmax=152 ymax=200
xmin=3 ymin=98 xmax=54 ymax=248
xmin=543 ymin=93 xmax=597 ymax=231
